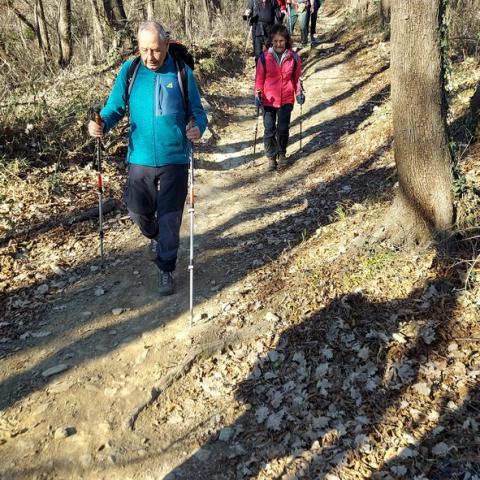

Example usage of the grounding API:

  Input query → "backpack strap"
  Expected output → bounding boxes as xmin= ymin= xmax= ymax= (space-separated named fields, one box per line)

xmin=175 ymin=59 xmax=189 ymax=115
xmin=125 ymin=56 xmax=141 ymax=110
xmin=291 ymin=50 xmax=298 ymax=80
xmin=259 ymin=51 xmax=266 ymax=70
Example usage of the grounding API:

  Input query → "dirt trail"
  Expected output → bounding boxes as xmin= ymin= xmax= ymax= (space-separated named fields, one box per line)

xmin=0 ymin=13 xmax=371 ymax=480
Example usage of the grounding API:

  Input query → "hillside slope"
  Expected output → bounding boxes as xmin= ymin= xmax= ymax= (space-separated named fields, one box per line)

xmin=1 ymin=9 xmax=480 ymax=480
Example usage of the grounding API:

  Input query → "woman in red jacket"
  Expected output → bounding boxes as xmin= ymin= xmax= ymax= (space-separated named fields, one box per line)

xmin=255 ymin=24 xmax=305 ymax=171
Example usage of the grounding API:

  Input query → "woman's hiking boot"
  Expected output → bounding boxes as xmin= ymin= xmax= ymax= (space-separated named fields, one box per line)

xmin=278 ymin=153 xmax=288 ymax=170
xmin=158 ymin=270 xmax=175 ymax=296
xmin=266 ymin=156 xmax=277 ymax=172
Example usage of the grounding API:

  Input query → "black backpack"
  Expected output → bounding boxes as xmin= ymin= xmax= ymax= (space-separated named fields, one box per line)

xmin=125 ymin=42 xmax=195 ymax=113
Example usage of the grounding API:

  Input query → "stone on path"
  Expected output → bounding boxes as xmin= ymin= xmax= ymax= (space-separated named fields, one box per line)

xmin=54 ymin=426 xmax=76 ymax=439
xmin=265 ymin=312 xmax=280 ymax=322
xmin=94 ymin=287 xmax=105 ymax=296
xmin=41 ymin=364 xmax=69 ymax=377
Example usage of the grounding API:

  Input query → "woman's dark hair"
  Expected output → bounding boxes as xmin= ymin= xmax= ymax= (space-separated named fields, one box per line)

xmin=266 ymin=24 xmax=292 ymax=50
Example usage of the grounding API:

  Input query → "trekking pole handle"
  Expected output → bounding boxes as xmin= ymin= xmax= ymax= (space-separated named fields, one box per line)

xmin=299 ymin=76 xmax=305 ymax=93
xmin=94 ymin=111 xmax=103 ymax=126
xmin=255 ymin=90 xmax=262 ymax=115
xmin=92 ymin=104 xmax=103 ymax=126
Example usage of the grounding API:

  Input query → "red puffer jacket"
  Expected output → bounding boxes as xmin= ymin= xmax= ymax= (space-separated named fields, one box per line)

xmin=255 ymin=48 xmax=302 ymax=108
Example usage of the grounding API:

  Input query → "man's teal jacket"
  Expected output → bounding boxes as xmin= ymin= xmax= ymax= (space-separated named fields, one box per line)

xmin=100 ymin=54 xmax=208 ymax=167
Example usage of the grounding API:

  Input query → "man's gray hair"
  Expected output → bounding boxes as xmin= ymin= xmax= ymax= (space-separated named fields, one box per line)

xmin=138 ymin=21 xmax=169 ymax=41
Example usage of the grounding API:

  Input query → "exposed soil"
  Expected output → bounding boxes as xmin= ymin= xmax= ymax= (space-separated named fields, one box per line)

xmin=1 ymin=9 xmax=480 ymax=480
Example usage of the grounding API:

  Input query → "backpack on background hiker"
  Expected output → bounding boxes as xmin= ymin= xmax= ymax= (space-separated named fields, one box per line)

xmin=125 ymin=40 xmax=195 ymax=112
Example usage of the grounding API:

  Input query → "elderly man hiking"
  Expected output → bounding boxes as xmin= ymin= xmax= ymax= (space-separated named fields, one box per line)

xmin=88 ymin=21 xmax=208 ymax=296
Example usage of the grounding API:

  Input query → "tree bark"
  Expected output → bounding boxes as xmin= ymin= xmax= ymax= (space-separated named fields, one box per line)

xmin=203 ymin=0 xmax=212 ymax=25
xmin=146 ymin=0 xmax=155 ymax=20
xmin=101 ymin=0 xmax=133 ymax=50
xmin=34 ymin=0 xmax=51 ymax=64
xmin=177 ymin=0 xmax=186 ymax=36
xmin=184 ymin=0 xmax=192 ymax=40
xmin=102 ymin=0 xmax=128 ymax=29
xmin=89 ymin=0 xmax=105 ymax=62
xmin=57 ymin=0 xmax=73 ymax=68
xmin=385 ymin=0 xmax=453 ymax=244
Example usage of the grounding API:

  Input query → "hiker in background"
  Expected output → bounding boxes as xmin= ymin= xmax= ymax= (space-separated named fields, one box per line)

xmin=287 ymin=0 xmax=310 ymax=47
xmin=87 ymin=21 xmax=207 ymax=296
xmin=309 ymin=0 xmax=323 ymax=44
xmin=255 ymin=24 xmax=304 ymax=172
xmin=243 ymin=0 xmax=282 ymax=60
xmin=276 ymin=0 xmax=288 ymax=24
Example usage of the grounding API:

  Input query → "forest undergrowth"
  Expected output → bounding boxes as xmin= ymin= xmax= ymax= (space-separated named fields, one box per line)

xmin=1 ymin=12 xmax=480 ymax=479
xmin=0 ymin=38 xmax=243 ymax=339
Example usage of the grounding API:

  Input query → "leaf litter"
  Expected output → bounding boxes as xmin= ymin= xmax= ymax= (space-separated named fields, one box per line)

xmin=1 ymin=12 xmax=480 ymax=480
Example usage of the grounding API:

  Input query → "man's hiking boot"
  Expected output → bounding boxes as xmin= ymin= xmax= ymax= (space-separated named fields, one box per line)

xmin=278 ymin=153 xmax=288 ymax=170
xmin=158 ymin=270 xmax=175 ymax=296
xmin=310 ymin=35 xmax=320 ymax=45
xmin=266 ymin=156 xmax=277 ymax=172
xmin=149 ymin=238 xmax=158 ymax=259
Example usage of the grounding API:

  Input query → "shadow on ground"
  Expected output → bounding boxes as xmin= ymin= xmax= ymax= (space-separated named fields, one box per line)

xmin=163 ymin=253 xmax=474 ymax=479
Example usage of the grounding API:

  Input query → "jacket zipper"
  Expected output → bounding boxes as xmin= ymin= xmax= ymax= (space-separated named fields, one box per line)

xmin=155 ymin=75 xmax=162 ymax=116
xmin=154 ymin=75 xmax=163 ymax=165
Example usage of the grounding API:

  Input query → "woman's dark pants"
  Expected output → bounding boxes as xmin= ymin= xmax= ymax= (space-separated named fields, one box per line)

xmin=263 ymin=104 xmax=294 ymax=159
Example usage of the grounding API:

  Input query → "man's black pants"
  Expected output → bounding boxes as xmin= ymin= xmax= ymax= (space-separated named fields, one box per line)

xmin=252 ymin=22 xmax=272 ymax=60
xmin=124 ymin=164 xmax=188 ymax=272
xmin=310 ymin=0 xmax=321 ymax=36
xmin=254 ymin=35 xmax=265 ymax=61
xmin=263 ymin=104 xmax=294 ymax=159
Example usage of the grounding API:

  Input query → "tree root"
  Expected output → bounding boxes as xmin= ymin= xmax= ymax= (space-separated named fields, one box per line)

xmin=373 ymin=188 xmax=434 ymax=248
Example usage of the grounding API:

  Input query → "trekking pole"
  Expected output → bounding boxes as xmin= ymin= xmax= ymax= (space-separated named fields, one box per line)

xmin=188 ymin=128 xmax=195 ymax=326
xmin=299 ymin=77 xmax=305 ymax=152
xmin=92 ymin=105 xmax=105 ymax=266
xmin=253 ymin=91 xmax=262 ymax=155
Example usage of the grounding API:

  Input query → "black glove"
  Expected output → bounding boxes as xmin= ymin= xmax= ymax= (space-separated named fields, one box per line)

xmin=296 ymin=93 xmax=305 ymax=105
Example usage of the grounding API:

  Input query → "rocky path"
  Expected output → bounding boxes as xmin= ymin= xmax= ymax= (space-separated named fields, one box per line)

xmin=0 ymin=13 xmax=374 ymax=480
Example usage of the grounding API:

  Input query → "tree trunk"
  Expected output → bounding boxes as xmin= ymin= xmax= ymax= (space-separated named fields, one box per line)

xmin=146 ymin=0 xmax=155 ymax=20
xmin=101 ymin=0 xmax=133 ymax=50
xmin=89 ymin=0 xmax=105 ymax=62
xmin=57 ymin=0 xmax=73 ymax=68
xmin=102 ymin=0 xmax=128 ymax=29
xmin=184 ymin=0 xmax=192 ymax=39
xmin=203 ymin=0 xmax=212 ymax=26
xmin=386 ymin=0 xmax=453 ymax=244
xmin=34 ymin=0 xmax=51 ymax=63
xmin=177 ymin=0 xmax=186 ymax=36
